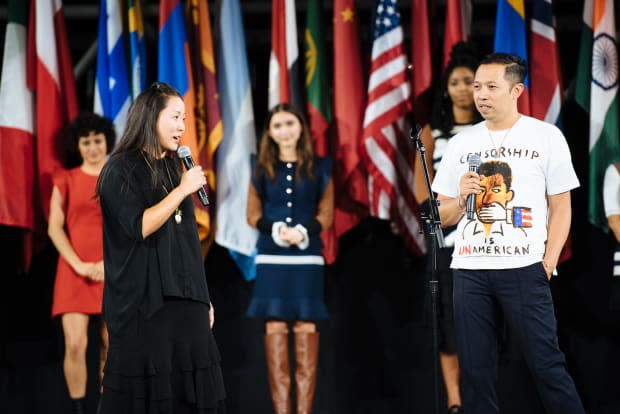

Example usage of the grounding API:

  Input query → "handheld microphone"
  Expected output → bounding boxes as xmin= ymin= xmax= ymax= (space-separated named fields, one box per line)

xmin=176 ymin=145 xmax=210 ymax=206
xmin=466 ymin=154 xmax=481 ymax=220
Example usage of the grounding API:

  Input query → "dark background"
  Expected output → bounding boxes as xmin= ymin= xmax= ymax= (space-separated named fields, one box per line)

xmin=1 ymin=0 xmax=620 ymax=413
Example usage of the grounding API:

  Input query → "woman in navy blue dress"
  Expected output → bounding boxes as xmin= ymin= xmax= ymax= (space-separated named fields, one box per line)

xmin=246 ymin=103 xmax=333 ymax=414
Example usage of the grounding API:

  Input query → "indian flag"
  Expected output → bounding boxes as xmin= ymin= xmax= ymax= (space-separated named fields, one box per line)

xmin=0 ymin=0 xmax=34 ymax=230
xmin=576 ymin=0 xmax=619 ymax=230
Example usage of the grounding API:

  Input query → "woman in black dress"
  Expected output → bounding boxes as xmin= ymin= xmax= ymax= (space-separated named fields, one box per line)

xmin=96 ymin=82 xmax=225 ymax=413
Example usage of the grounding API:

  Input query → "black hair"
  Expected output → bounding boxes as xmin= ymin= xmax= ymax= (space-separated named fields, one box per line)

xmin=479 ymin=160 xmax=512 ymax=190
xmin=97 ymin=82 xmax=183 ymax=195
xmin=64 ymin=112 xmax=115 ymax=168
xmin=479 ymin=52 xmax=527 ymax=85
xmin=430 ymin=41 xmax=482 ymax=132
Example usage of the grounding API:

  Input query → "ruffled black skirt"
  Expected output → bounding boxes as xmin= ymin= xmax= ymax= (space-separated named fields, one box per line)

xmin=99 ymin=300 xmax=226 ymax=414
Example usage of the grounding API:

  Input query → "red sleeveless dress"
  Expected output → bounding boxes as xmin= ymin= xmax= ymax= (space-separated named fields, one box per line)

xmin=51 ymin=167 xmax=104 ymax=317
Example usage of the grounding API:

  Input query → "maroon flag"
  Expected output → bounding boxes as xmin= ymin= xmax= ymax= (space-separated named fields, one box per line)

xmin=411 ymin=0 xmax=433 ymax=125
xmin=443 ymin=0 xmax=472 ymax=68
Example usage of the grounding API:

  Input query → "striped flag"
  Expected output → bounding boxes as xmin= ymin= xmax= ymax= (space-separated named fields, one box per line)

xmin=215 ymin=0 xmax=259 ymax=281
xmin=575 ymin=0 xmax=593 ymax=111
xmin=530 ymin=0 xmax=573 ymax=263
xmin=186 ymin=0 xmax=223 ymax=194
xmin=94 ymin=0 xmax=131 ymax=138
xmin=27 ymin=0 xmax=78 ymax=220
xmin=305 ymin=0 xmax=337 ymax=263
xmin=158 ymin=0 xmax=197 ymax=158
xmin=443 ymin=0 xmax=472 ymax=69
xmin=0 ymin=0 xmax=34 ymax=230
xmin=268 ymin=0 xmax=302 ymax=110
xmin=530 ymin=0 xmax=562 ymax=125
xmin=332 ymin=0 xmax=368 ymax=252
xmin=576 ymin=0 xmax=619 ymax=229
xmin=513 ymin=207 xmax=533 ymax=228
xmin=159 ymin=0 xmax=210 ymax=248
xmin=186 ymin=0 xmax=223 ymax=253
xmin=361 ymin=0 xmax=425 ymax=255
xmin=494 ymin=0 xmax=530 ymax=115
xmin=304 ymin=0 xmax=331 ymax=157
xmin=128 ymin=0 xmax=147 ymax=99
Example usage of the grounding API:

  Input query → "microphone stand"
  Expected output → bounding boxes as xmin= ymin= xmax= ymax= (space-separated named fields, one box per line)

xmin=411 ymin=125 xmax=445 ymax=414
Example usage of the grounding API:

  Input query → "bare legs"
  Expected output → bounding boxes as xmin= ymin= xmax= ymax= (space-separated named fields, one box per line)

xmin=99 ymin=320 xmax=109 ymax=392
xmin=61 ymin=314 xmax=109 ymax=399
xmin=62 ymin=313 xmax=89 ymax=399
xmin=440 ymin=352 xmax=462 ymax=409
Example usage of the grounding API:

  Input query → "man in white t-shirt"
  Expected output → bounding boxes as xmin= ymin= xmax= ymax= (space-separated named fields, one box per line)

xmin=432 ymin=53 xmax=585 ymax=414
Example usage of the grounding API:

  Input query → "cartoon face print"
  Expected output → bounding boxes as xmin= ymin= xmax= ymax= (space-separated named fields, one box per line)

xmin=475 ymin=161 xmax=514 ymax=223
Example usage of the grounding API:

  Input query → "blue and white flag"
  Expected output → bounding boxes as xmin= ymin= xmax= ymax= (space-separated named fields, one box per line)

xmin=215 ymin=0 xmax=258 ymax=281
xmin=94 ymin=0 xmax=131 ymax=138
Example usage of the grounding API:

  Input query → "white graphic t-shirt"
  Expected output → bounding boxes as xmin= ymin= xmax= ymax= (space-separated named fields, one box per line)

xmin=432 ymin=115 xmax=579 ymax=270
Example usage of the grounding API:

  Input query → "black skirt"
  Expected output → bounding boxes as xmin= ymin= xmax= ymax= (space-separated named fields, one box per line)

xmin=99 ymin=299 xmax=226 ymax=414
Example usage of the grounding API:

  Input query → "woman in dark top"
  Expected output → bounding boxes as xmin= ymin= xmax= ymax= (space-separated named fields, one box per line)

xmin=96 ymin=82 xmax=225 ymax=413
xmin=246 ymin=103 xmax=334 ymax=414
xmin=413 ymin=42 xmax=481 ymax=414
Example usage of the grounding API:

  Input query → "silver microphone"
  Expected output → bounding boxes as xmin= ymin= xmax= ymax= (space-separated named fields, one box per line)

xmin=466 ymin=154 xmax=481 ymax=220
xmin=176 ymin=145 xmax=209 ymax=206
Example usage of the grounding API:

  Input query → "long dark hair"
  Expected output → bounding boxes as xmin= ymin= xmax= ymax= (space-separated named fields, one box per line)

xmin=256 ymin=103 xmax=315 ymax=180
xmin=430 ymin=41 xmax=482 ymax=133
xmin=96 ymin=82 xmax=183 ymax=195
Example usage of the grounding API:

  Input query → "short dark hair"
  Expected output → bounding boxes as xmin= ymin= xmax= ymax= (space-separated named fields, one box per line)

xmin=65 ymin=112 xmax=115 ymax=168
xmin=479 ymin=53 xmax=527 ymax=85
xmin=479 ymin=160 xmax=513 ymax=190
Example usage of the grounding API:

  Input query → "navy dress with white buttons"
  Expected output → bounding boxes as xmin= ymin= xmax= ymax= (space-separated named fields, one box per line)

xmin=246 ymin=157 xmax=331 ymax=321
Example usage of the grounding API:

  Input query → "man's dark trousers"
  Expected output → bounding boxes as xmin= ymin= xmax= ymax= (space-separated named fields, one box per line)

xmin=453 ymin=262 xmax=585 ymax=414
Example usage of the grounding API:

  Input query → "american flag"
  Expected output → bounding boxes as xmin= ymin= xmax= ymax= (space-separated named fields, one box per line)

xmin=513 ymin=207 xmax=533 ymax=228
xmin=361 ymin=0 xmax=425 ymax=255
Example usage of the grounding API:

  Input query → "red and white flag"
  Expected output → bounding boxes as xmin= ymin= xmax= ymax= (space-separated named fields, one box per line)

xmin=27 ymin=0 xmax=78 ymax=219
xmin=530 ymin=0 xmax=572 ymax=263
xmin=0 ymin=0 xmax=34 ymax=231
xmin=268 ymin=0 xmax=301 ymax=110
xmin=443 ymin=0 xmax=472 ymax=68
xmin=530 ymin=0 xmax=562 ymax=125
xmin=361 ymin=0 xmax=425 ymax=255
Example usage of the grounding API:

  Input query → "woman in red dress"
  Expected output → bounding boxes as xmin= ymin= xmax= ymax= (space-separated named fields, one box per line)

xmin=48 ymin=113 xmax=115 ymax=414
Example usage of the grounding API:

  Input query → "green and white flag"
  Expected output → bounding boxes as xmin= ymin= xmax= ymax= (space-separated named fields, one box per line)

xmin=575 ymin=0 xmax=619 ymax=230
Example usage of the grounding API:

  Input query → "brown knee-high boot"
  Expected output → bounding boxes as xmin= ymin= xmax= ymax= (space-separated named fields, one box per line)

xmin=294 ymin=332 xmax=319 ymax=414
xmin=264 ymin=332 xmax=291 ymax=414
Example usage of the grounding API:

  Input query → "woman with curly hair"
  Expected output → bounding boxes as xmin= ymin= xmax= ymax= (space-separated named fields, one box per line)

xmin=49 ymin=112 xmax=115 ymax=413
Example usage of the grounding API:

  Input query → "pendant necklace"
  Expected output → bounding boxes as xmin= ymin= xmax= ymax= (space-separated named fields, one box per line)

xmin=487 ymin=118 xmax=519 ymax=159
xmin=142 ymin=153 xmax=183 ymax=224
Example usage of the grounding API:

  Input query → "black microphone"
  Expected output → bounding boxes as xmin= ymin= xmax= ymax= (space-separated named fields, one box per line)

xmin=176 ymin=145 xmax=209 ymax=206
xmin=466 ymin=154 xmax=481 ymax=220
